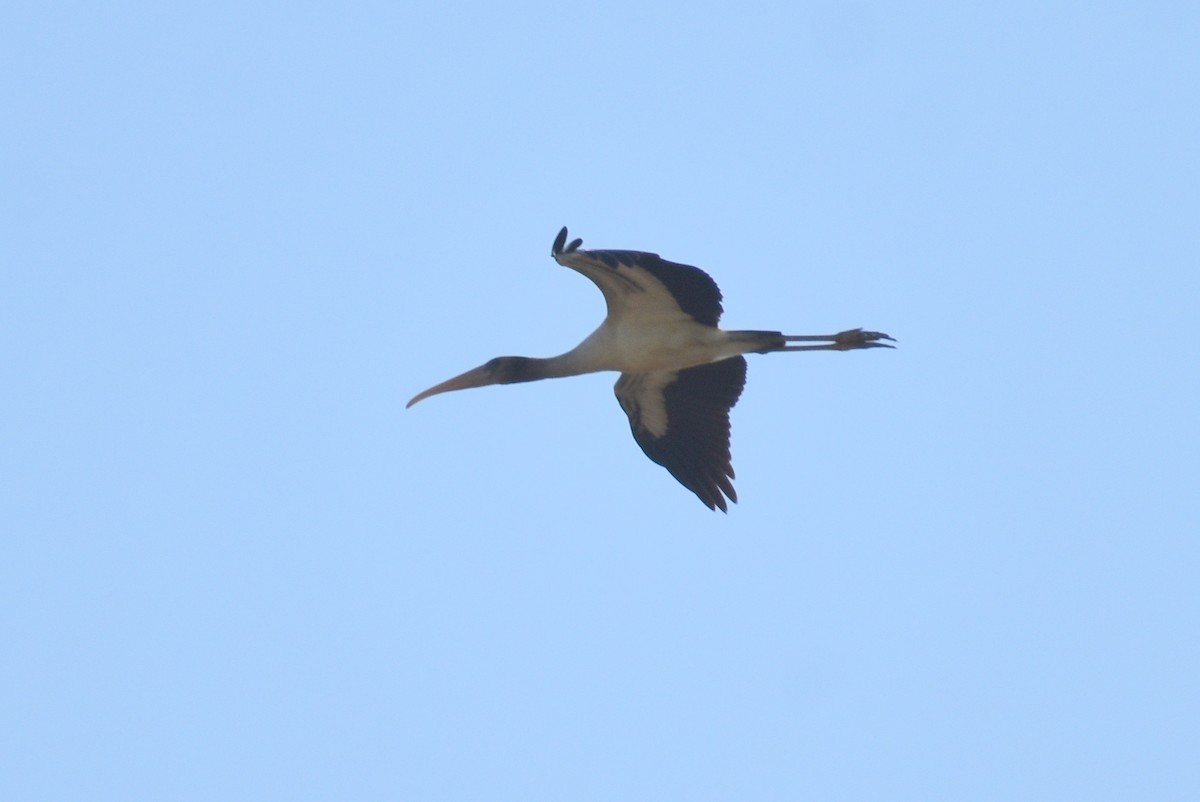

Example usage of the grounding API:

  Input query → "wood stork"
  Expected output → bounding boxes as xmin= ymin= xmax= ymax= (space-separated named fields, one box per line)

xmin=407 ymin=227 xmax=894 ymax=511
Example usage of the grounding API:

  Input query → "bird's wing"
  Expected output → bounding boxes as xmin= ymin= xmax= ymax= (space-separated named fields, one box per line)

xmin=614 ymin=355 xmax=748 ymax=511
xmin=551 ymin=226 xmax=724 ymax=326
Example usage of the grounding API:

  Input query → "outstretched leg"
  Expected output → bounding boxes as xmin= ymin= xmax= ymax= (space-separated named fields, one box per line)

xmin=770 ymin=328 xmax=895 ymax=352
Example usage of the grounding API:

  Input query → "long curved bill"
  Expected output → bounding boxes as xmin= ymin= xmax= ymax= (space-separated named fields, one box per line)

xmin=406 ymin=364 xmax=493 ymax=408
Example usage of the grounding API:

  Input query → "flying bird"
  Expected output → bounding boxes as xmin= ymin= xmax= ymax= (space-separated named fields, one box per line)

xmin=407 ymin=227 xmax=894 ymax=511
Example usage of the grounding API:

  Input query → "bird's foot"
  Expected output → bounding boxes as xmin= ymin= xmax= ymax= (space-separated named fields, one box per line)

xmin=833 ymin=328 xmax=896 ymax=350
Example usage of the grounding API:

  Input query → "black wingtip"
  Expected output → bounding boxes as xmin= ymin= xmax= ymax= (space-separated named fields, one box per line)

xmin=551 ymin=227 xmax=584 ymax=257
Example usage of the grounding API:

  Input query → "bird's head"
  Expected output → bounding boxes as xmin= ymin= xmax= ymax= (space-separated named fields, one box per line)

xmin=406 ymin=356 xmax=539 ymax=408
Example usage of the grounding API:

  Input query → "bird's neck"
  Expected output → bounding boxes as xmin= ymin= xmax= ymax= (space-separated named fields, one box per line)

xmin=523 ymin=352 xmax=595 ymax=381
xmin=488 ymin=353 xmax=592 ymax=385
xmin=501 ymin=336 xmax=610 ymax=383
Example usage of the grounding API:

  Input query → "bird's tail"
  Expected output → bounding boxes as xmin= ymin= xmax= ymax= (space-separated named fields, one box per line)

xmin=728 ymin=330 xmax=790 ymax=353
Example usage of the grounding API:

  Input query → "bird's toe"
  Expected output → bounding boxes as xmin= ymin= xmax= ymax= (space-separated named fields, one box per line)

xmin=834 ymin=328 xmax=896 ymax=349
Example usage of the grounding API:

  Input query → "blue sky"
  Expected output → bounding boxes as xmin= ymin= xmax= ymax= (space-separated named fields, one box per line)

xmin=3 ymin=1 xmax=1198 ymax=799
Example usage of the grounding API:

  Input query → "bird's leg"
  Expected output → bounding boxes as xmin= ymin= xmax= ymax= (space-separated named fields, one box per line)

xmin=776 ymin=328 xmax=896 ymax=352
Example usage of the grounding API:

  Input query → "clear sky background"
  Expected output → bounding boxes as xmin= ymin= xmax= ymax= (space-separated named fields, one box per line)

xmin=3 ymin=2 xmax=1198 ymax=800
